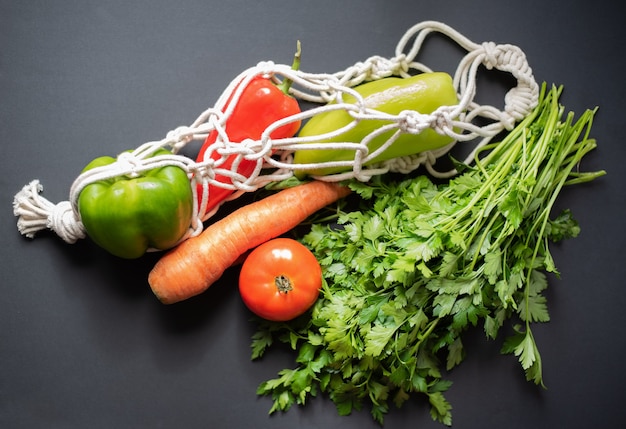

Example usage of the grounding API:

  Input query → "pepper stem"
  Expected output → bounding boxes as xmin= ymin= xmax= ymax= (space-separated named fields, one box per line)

xmin=274 ymin=274 xmax=293 ymax=294
xmin=277 ymin=40 xmax=301 ymax=95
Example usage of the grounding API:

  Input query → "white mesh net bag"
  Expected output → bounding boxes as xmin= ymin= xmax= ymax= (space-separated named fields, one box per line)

xmin=13 ymin=20 xmax=538 ymax=249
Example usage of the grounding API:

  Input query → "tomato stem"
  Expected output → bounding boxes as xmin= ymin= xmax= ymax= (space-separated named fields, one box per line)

xmin=275 ymin=275 xmax=293 ymax=294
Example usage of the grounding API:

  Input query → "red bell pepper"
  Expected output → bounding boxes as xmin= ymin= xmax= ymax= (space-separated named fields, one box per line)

xmin=196 ymin=44 xmax=302 ymax=215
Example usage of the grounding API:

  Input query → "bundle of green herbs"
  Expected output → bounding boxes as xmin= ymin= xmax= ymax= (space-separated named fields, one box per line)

xmin=251 ymin=84 xmax=605 ymax=425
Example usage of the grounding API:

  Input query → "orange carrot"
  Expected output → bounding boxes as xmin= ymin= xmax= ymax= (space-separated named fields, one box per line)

xmin=148 ymin=180 xmax=351 ymax=304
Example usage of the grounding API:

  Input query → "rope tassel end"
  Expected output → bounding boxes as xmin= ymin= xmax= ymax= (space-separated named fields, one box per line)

xmin=12 ymin=180 xmax=86 ymax=244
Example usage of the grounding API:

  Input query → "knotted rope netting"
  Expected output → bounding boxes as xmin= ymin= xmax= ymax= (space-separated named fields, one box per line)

xmin=13 ymin=20 xmax=539 ymax=249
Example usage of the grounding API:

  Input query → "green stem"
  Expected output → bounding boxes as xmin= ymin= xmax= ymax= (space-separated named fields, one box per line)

xmin=277 ymin=40 xmax=302 ymax=95
xmin=467 ymin=214 xmax=501 ymax=272
xmin=437 ymin=134 xmax=522 ymax=237
xmin=564 ymin=170 xmax=607 ymax=185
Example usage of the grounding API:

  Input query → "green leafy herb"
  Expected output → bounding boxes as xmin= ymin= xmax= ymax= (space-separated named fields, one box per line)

xmin=251 ymin=84 xmax=605 ymax=425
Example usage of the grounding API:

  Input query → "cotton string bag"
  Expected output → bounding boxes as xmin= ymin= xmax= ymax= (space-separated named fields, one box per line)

xmin=13 ymin=20 xmax=539 ymax=251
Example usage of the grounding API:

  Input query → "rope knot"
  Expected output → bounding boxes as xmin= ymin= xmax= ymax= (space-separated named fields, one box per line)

xmin=398 ymin=110 xmax=430 ymax=134
xmin=431 ymin=107 xmax=455 ymax=134
xmin=48 ymin=200 xmax=86 ymax=243
xmin=193 ymin=160 xmax=215 ymax=183
xmin=481 ymin=41 xmax=499 ymax=70
xmin=255 ymin=60 xmax=276 ymax=78
xmin=166 ymin=125 xmax=195 ymax=150
xmin=398 ymin=107 xmax=454 ymax=135
xmin=366 ymin=55 xmax=404 ymax=80
xmin=116 ymin=151 xmax=142 ymax=178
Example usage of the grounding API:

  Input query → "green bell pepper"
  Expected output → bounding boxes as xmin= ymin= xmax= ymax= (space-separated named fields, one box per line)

xmin=292 ymin=72 xmax=458 ymax=177
xmin=78 ymin=148 xmax=193 ymax=259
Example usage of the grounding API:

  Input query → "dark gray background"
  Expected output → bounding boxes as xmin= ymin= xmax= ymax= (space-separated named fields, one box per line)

xmin=2 ymin=1 xmax=624 ymax=428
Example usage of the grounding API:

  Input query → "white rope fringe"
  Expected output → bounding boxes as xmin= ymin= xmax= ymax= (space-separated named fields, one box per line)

xmin=12 ymin=20 xmax=539 ymax=249
xmin=13 ymin=180 xmax=86 ymax=243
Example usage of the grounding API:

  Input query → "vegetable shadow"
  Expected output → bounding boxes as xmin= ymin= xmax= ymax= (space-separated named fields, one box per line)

xmin=152 ymin=266 xmax=240 ymax=333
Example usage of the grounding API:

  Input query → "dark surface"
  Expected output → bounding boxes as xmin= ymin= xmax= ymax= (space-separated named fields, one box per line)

xmin=2 ymin=1 xmax=624 ymax=428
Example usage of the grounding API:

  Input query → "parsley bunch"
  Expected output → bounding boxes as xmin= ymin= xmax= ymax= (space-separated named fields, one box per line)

xmin=251 ymin=84 xmax=605 ymax=425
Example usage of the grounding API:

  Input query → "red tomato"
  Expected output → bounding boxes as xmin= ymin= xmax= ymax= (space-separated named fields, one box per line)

xmin=238 ymin=238 xmax=322 ymax=322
